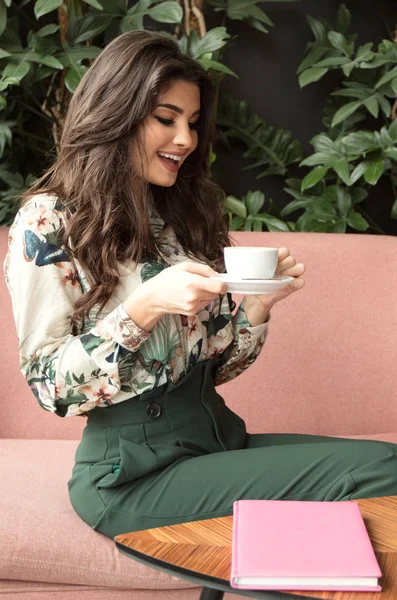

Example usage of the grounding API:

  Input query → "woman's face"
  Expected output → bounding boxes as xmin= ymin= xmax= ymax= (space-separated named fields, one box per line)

xmin=133 ymin=79 xmax=200 ymax=187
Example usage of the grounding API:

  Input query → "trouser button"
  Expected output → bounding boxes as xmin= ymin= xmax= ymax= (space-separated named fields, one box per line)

xmin=146 ymin=402 xmax=162 ymax=419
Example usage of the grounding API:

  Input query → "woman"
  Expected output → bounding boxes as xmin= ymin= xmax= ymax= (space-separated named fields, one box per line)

xmin=5 ymin=30 xmax=397 ymax=539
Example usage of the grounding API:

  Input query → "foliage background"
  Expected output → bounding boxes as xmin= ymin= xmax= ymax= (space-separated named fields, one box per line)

xmin=0 ymin=0 xmax=397 ymax=235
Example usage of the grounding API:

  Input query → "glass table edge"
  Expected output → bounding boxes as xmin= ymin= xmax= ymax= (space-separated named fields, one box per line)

xmin=115 ymin=541 xmax=321 ymax=600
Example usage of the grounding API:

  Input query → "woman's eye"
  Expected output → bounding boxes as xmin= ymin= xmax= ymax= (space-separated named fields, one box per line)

xmin=155 ymin=116 xmax=174 ymax=126
xmin=155 ymin=116 xmax=199 ymax=130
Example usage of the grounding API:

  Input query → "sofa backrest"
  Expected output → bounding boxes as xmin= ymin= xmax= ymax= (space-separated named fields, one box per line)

xmin=1 ymin=225 xmax=397 ymax=439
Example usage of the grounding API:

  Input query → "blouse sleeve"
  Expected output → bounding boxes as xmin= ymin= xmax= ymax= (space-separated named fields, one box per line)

xmin=213 ymin=298 xmax=270 ymax=386
xmin=4 ymin=199 xmax=151 ymax=417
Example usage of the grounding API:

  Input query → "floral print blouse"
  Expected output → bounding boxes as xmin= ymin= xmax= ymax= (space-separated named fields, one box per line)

xmin=4 ymin=194 xmax=269 ymax=417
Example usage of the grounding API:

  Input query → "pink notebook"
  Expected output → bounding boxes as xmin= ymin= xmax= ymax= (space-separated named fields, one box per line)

xmin=231 ymin=500 xmax=382 ymax=592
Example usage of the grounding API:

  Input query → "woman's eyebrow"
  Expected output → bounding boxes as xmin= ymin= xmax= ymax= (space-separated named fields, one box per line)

xmin=157 ymin=103 xmax=201 ymax=117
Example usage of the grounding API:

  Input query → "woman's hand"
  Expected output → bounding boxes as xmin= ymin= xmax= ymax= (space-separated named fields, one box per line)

xmin=242 ymin=248 xmax=305 ymax=326
xmin=123 ymin=261 xmax=228 ymax=331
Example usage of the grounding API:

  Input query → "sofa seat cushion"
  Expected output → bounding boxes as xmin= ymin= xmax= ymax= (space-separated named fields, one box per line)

xmin=0 ymin=439 xmax=196 ymax=589
xmin=2 ymin=435 xmax=397 ymax=587
xmin=0 ymin=580 xmax=201 ymax=599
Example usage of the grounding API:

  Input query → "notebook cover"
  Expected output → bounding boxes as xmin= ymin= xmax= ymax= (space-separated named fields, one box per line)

xmin=231 ymin=500 xmax=382 ymax=591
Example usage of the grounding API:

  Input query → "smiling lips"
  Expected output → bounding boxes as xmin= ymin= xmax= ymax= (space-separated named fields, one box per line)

xmin=157 ymin=151 xmax=183 ymax=172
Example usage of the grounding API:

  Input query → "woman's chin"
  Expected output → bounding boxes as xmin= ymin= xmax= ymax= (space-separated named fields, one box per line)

xmin=147 ymin=174 xmax=177 ymax=187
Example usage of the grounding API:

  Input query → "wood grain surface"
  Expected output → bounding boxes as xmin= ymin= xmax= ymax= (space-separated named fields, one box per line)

xmin=115 ymin=495 xmax=397 ymax=599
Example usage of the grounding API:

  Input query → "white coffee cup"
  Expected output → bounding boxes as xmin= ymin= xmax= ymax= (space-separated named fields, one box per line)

xmin=224 ymin=246 xmax=279 ymax=280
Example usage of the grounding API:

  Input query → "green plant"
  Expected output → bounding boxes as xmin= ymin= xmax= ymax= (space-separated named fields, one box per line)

xmin=0 ymin=0 xmax=299 ymax=226
xmin=282 ymin=3 xmax=397 ymax=233
xmin=225 ymin=190 xmax=289 ymax=231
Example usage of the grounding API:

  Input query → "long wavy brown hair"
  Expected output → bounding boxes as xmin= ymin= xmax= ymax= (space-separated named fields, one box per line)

xmin=22 ymin=30 xmax=229 ymax=322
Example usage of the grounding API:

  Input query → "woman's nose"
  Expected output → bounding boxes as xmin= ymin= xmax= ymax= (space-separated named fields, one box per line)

xmin=173 ymin=122 xmax=195 ymax=148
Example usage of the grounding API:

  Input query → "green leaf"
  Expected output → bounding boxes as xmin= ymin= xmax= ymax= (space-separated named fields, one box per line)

xmin=285 ymin=178 xmax=302 ymax=191
xmin=313 ymin=56 xmax=349 ymax=68
xmin=241 ymin=19 xmax=267 ymax=34
xmin=0 ymin=0 xmax=7 ymax=37
xmin=378 ymin=95 xmax=391 ymax=118
xmin=363 ymin=160 xmax=384 ymax=185
xmin=374 ymin=66 xmax=397 ymax=89
xmin=225 ymin=195 xmax=247 ymax=218
xmin=245 ymin=190 xmax=264 ymax=215
xmin=280 ymin=198 xmax=313 ymax=217
xmin=229 ymin=216 xmax=245 ymax=231
xmin=83 ymin=0 xmax=104 ymax=9
xmin=34 ymin=0 xmax=63 ymax=19
xmin=301 ymin=166 xmax=328 ymax=191
xmin=59 ymin=46 xmax=102 ymax=68
xmin=68 ymin=15 xmax=113 ymax=44
xmin=65 ymin=65 xmax=88 ymax=93
xmin=0 ymin=48 xmax=11 ymax=59
xmin=298 ymin=67 xmax=328 ymax=88
xmin=346 ymin=210 xmax=369 ymax=231
xmin=320 ymin=185 xmax=338 ymax=204
xmin=384 ymin=148 xmax=397 ymax=161
xmin=245 ymin=4 xmax=273 ymax=28
xmin=350 ymin=161 xmax=368 ymax=185
xmin=2 ymin=61 xmax=30 ymax=82
xmin=341 ymin=131 xmax=378 ymax=154
xmin=0 ymin=121 xmax=14 ymax=157
xmin=363 ymin=96 xmax=379 ymax=118
xmin=336 ymin=187 xmax=351 ymax=216
xmin=390 ymin=77 xmax=397 ymax=95
xmin=333 ymin=159 xmax=350 ymax=185
xmin=332 ymin=89 xmax=367 ymax=101
xmin=311 ymin=133 xmax=336 ymax=153
xmin=389 ymin=119 xmax=397 ymax=141
xmin=350 ymin=186 xmax=367 ymax=204
xmin=198 ymin=58 xmax=237 ymax=78
xmin=217 ymin=93 xmax=303 ymax=178
xmin=391 ymin=198 xmax=397 ymax=219
xmin=121 ymin=13 xmax=143 ymax=31
xmin=36 ymin=24 xmax=60 ymax=36
xmin=300 ymin=152 xmax=338 ymax=167
xmin=0 ymin=169 xmax=24 ymax=188
xmin=331 ymin=100 xmax=362 ymax=127
xmin=190 ymin=27 xmax=229 ymax=59
xmin=330 ymin=221 xmax=346 ymax=232
xmin=307 ymin=15 xmax=327 ymax=43
xmin=29 ymin=53 xmax=64 ymax=69
xmin=297 ymin=46 xmax=328 ymax=74
xmin=328 ymin=31 xmax=352 ymax=56
xmin=149 ymin=1 xmax=183 ymax=23
xmin=340 ymin=61 xmax=358 ymax=77
xmin=336 ymin=4 xmax=351 ymax=34
xmin=253 ymin=213 xmax=289 ymax=232
xmin=356 ymin=42 xmax=373 ymax=61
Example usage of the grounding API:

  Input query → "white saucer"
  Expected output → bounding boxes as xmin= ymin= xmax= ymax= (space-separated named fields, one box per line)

xmin=211 ymin=274 xmax=294 ymax=294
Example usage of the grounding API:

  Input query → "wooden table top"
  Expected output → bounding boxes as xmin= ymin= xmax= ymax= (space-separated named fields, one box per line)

xmin=115 ymin=495 xmax=397 ymax=600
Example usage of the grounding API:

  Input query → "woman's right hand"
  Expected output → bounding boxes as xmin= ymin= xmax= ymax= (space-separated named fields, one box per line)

xmin=123 ymin=261 xmax=228 ymax=331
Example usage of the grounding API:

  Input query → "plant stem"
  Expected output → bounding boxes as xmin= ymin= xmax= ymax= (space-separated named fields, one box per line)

xmin=15 ymin=100 xmax=54 ymax=124
xmin=16 ymin=130 xmax=53 ymax=146
xmin=379 ymin=2 xmax=393 ymax=40
xmin=359 ymin=208 xmax=385 ymax=234
xmin=13 ymin=3 xmax=37 ymax=28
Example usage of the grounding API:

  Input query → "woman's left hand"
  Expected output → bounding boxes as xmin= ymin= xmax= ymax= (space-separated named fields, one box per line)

xmin=242 ymin=248 xmax=305 ymax=326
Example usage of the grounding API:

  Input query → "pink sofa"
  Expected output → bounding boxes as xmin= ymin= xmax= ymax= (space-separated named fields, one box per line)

xmin=1 ymin=226 xmax=397 ymax=599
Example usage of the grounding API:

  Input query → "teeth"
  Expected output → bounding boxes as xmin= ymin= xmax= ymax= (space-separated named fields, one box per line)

xmin=158 ymin=152 xmax=182 ymax=162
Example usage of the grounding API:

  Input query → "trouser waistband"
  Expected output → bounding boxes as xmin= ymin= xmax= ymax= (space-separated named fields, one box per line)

xmin=87 ymin=358 xmax=218 ymax=428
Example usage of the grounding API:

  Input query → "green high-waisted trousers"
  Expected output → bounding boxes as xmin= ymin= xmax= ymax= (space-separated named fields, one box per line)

xmin=68 ymin=359 xmax=397 ymax=539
